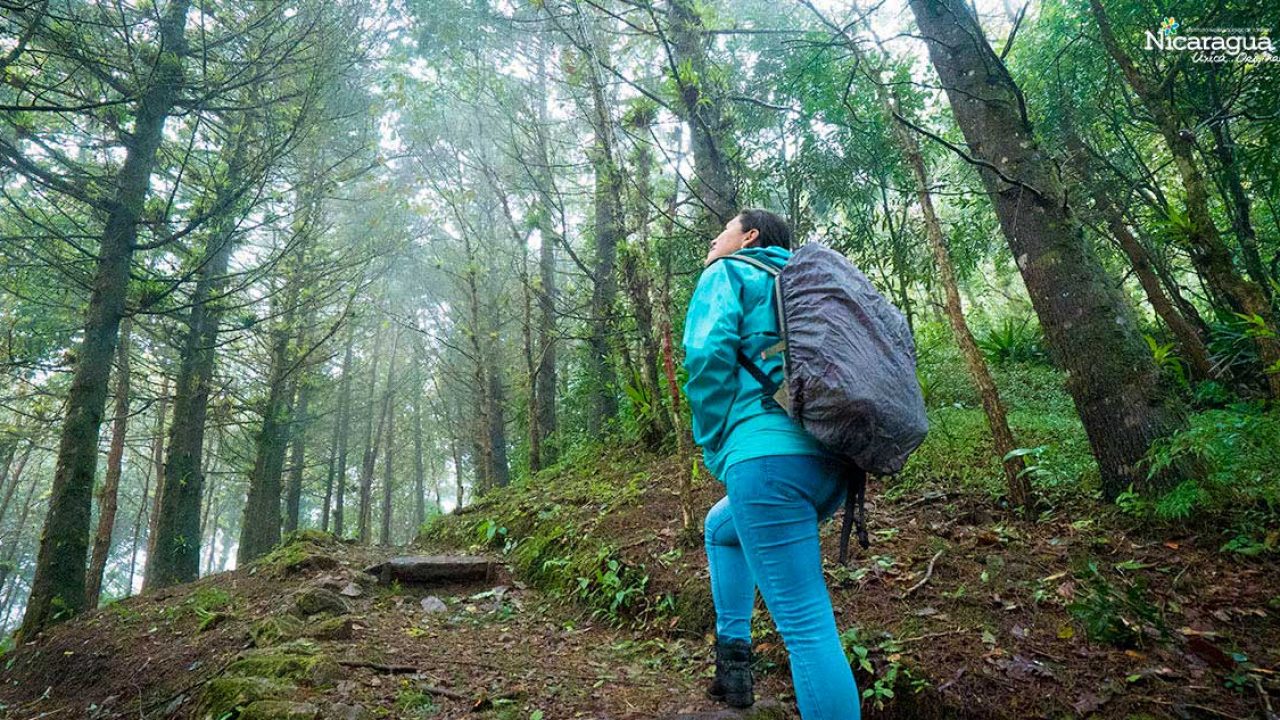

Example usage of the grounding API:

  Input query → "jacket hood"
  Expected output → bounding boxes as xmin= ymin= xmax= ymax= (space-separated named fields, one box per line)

xmin=732 ymin=245 xmax=790 ymax=270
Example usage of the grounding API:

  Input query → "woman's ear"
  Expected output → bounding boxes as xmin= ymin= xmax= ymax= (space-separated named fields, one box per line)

xmin=741 ymin=228 xmax=760 ymax=248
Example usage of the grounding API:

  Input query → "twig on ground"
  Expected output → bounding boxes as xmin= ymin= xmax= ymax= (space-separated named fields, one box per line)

xmin=898 ymin=491 xmax=952 ymax=511
xmin=337 ymin=660 xmax=470 ymax=701
xmin=1143 ymin=698 xmax=1249 ymax=720
xmin=337 ymin=659 xmax=419 ymax=674
xmin=899 ymin=627 xmax=977 ymax=644
xmin=902 ymin=549 xmax=944 ymax=597
xmin=1255 ymin=676 xmax=1276 ymax=719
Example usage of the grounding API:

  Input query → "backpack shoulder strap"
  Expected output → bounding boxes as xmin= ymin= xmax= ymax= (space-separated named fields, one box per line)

xmin=720 ymin=254 xmax=780 ymax=277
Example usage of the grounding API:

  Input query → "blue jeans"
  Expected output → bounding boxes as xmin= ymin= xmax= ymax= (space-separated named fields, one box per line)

xmin=705 ymin=454 xmax=861 ymax=720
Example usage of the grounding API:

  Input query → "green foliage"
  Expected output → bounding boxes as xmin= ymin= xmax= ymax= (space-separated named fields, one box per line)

xmin=1066 ymin=561 xmax=1165 ymax=648
xmin=975 ymin=316 xmax=1048 ymax=365
xmin=395 ymin=681 xmax=439 ymax=717
xmin=1206 ymin=311 xmax=1277 ymax=381
xmin=1142 ymin=403 xmax=1280 ymax=519
xmin=838 ymin=627 xmax=925 ymax=710
xmin=1144 ymin=335 xmax=1189 ymax=389
xmin=420 ymin=444 xmax=672 ymax=629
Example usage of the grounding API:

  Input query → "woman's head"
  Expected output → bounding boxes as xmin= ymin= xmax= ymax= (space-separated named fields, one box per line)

xmin=704 ymin=208 xmax=793 ymax=265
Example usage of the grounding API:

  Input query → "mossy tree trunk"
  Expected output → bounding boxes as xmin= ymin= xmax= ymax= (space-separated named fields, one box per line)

xmin=1088 ymin=0 xmax=1280 ymax=397
xmin=330 ymin=325 xmax=355 ymax=536
xmin=907 ymin=0 xmax=1188 ymax=500
xmin=21 ymin=0 xmax=190 ymax=638
xmin=85 ymin=318 xmax=132 ymax=607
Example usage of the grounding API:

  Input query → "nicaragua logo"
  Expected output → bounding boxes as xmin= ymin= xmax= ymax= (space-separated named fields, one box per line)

xmin=1144 ymin=18 xmax=1276 ymax=62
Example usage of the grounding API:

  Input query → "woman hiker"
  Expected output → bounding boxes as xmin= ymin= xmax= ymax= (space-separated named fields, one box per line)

xmin=682 ymin=208 xmax=862 ymax=719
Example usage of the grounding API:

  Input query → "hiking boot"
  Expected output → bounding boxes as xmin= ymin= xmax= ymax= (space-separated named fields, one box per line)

xmin=705 ymin=637 xmax=754 ymax=708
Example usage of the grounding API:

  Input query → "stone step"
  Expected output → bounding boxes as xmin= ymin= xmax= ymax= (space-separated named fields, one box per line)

xmin=363 ymin=555 xmax=496 ymax=586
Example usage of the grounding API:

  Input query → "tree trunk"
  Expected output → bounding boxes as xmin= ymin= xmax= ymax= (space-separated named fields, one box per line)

xmin=622 ymin=111 xmax=673 ymax=448
xmin=485 ymin=349 xmax=510 ymax=488
xmin=580 ymin=14 xmax=622 ymax=435
xmin=127 ymin=442 xmax=152 ymax=595
xmin=238 ymin=277 xmax=300 ymax=564
xmin=908 ymin=0 xmax=1188 ymax=501
xmin=149 ymin=224 xmax=238 ymax=589
xmin=144 ymin=377 xmax=169 ymax=570
xmin=86 ymin=317 xmax=132 ymax=608
xmin=451 ymin=435 xmax=465 ymax=513
xmin=284 ymin=376 xmax=310 ymax=535
xmin=870 ymin=80 xmax=1033 ymax=512
xmin=379 ymin=331 xmax=399 ymax=546
xmin=667 ymin=0 xmax=738 ymax=229
xmin=1088 ymin=0 xmax=1280 ymax=397
xmin=0 ymin=445 xmax=37 ymax=603
xmin=412 ymin=371 xmax=427 ymax=531
xmin=0 ymin=440 xmax=20 ymax=527
xmin=1207 ymin=107 xmax=1269 ymax=296
xmin=21 ymin=0 xmax=190 ymax=639
xmin=202 ymin=470 xmax=222 ymax=576
xmin=655 ymin=125 xmax=695 ymax=528
xmin=533 ymin=53 xmax=560 ymax=471
xmin=331 ymin=325 xmax=355 ymax=537
xmin=1063 ymin=130 xmax=1214 ymax=381
xmin=357 ymin=330 xmax=383 ymax=544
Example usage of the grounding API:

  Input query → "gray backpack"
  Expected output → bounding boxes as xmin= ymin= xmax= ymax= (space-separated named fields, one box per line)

xmin=724 ymin=243 xmax=929 ymax=563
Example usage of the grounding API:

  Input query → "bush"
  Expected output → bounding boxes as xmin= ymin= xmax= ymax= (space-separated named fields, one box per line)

xmin=1141 ymin=402 xmax=1280 ymax=520
xmin=975 ymin=316 xmax=1049 ymax=365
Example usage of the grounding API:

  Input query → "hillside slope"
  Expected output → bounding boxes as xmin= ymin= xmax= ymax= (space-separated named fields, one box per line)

xmin=1 ymin=446 xmax=1277 ymax=719
xmin=421 ymin=444 xmax=1280 ymax=720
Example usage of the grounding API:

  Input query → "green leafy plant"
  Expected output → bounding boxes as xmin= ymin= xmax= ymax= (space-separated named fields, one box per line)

xmin=976 ymin=316 xmax=1048 ymax=365
xmin=1066 ymin=561 xmax=1165 ymax=648
xmin=1144 ymin=334 xmax=1188 ymax=388
xmin=1142 ymin=403 xmax=1280 ymax=520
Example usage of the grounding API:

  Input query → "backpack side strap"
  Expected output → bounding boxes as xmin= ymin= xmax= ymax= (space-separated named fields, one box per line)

xmin=838 ymin=464 xmax=870 ymax=565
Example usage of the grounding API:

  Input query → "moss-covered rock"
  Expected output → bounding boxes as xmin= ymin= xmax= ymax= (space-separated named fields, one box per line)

xmin=291 ymin=587 xmax=349 ymax=617
xmin=256 ymin=532 xmax=342 ymax=575
xmin=237 ymin=700 xmax=319 ymax=720
xmin=194 ymin=676 xmax=297 ymax=720
xmin=249 ymin=614 xmax=306 ymax=648
xmin=673 ymin=580 xmax=715 ymax=635
xmin=225 ymin=641 xmax=341 ymax=686
xmin=306 ymin=614 xmax=356 ymax=641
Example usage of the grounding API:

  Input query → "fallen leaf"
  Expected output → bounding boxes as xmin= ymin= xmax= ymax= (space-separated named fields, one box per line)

xmin=1057 ymin=581 xmax=1076 ymax=601
xmin=1072 ymin=691 xmax=1110 ymax=715
xmin=1186 ymin=635 xmax=1234 ymax=670
xmin=1057 ymin=624 xmax=1075 ymax=640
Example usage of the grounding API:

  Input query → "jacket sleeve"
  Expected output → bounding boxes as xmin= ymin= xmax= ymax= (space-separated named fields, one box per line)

xmin=682 ymin=261 xmax=742 ymax=456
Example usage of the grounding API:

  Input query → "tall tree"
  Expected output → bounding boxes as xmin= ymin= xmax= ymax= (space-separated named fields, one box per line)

xmin=906 ymin=0 xmax=1188 ymax=500
xmin=330 ymin=326 xmax=357 ymax=536
xmin=20 ymin=0 xmax=191 ymax=638
xmin=85 ymin=318 xmax=132 ymax=607
xmin=1088 ymin=0 xmax=1280 ymax=397
xmin=148 ymin=164 xmax=244 ymax=588
xmin=238 ymin=261 xmax=303 ymax=564
xmin=666 ymin=0 xmax=739 ymax=228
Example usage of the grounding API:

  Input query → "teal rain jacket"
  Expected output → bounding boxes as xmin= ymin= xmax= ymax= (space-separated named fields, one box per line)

xmin=682 ymin=246 xmax=831 ymax=481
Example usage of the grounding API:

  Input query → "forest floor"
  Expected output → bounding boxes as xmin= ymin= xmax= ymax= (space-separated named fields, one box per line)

xmin=1 ymin=445 xmax=1278 ymax=720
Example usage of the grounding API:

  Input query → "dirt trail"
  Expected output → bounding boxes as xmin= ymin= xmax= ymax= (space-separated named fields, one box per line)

xmin=0 ymin=535 xmax=785 ymax=720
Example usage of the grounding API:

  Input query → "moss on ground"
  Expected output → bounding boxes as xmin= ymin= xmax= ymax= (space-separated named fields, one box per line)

xmin=255 ymin=531 xmax=344 ymax=576
xmin=224 ymin=641 xmax=340 ymax=686
xmin=194 ymin=676 xmax=298 ymax=720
